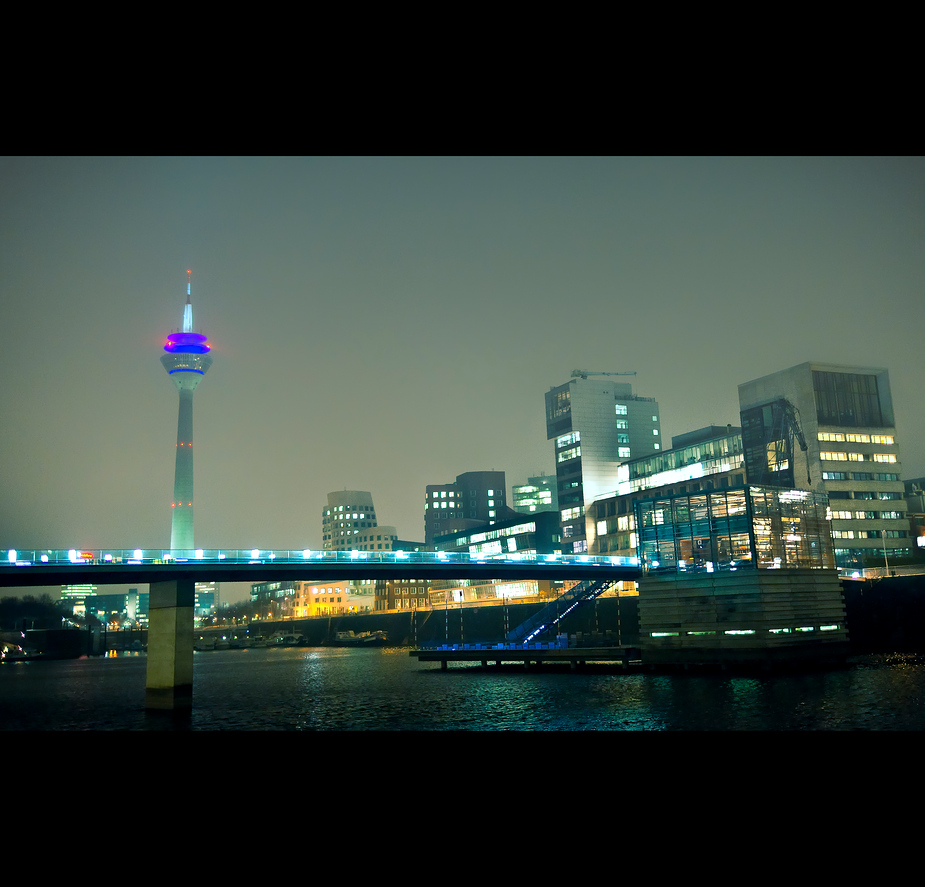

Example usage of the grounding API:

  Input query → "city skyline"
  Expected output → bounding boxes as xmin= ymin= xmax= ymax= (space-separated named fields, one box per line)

xmin=2 ymin=156 xmax=923 ymax=603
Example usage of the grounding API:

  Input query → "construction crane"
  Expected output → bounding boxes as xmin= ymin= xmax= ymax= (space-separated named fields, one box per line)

xmin=571 ymin=370 xmax=637 ymax=379
xmin=768 ymin=398 xmax=812 ymax=486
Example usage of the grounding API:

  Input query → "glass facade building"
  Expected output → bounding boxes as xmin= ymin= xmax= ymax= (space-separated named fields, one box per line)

xmin=739 ymin=362 xmax=909 ymax=571
xmin=635 ymin=485 xmax=835 ymax=574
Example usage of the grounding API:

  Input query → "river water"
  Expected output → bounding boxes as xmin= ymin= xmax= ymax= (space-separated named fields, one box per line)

xmin=2 ymin=647 xmax=925 ymax=730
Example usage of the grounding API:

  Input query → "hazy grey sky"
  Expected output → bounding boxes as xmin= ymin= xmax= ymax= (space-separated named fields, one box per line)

xmin=2 ymin=156 xmax=923 ymax=603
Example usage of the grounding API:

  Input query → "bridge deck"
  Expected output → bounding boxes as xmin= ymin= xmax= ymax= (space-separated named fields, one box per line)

xmin=0 ymin=548 xmax=641 ymax=587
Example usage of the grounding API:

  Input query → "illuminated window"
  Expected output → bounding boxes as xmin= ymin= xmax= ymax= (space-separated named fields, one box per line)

xmin=874 ymin=454 xmax=897 ymax=463
xmin=618 ymin=447 xmax=631 ymax=458
xmin=871 ymin=434 xmax=894 ymax=445
xmin=615 ymin=404 xmax=627 ymax=415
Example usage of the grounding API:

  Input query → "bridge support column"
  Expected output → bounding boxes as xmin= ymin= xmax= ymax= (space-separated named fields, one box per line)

xmin=145 ymin=579 xmax=195 ymax=710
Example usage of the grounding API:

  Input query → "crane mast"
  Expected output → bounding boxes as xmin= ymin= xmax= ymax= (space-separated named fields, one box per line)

xmin=571 ymin=370 xmax=637 ymax=379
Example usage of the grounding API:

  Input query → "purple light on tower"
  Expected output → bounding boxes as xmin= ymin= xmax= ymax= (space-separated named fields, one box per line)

xmin=160 ymin=270 xmax=213 ymax=551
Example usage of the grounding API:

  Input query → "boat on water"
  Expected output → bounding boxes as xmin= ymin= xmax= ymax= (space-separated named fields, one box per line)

xmin=331 ymin=630 xmax=388 ymax=647
xmin=1 ymin=641 xmax=28 ymax=661
xmin=269 ymin=634 xmax=306 ymax=647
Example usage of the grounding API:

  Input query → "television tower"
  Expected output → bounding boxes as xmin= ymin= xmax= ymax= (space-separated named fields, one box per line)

xmin=161 ymin=270 xmax=213 ymax=551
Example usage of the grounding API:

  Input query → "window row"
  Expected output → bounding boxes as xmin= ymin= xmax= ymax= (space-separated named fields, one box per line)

xmin=819 ymin=452 xmax=897 ymax=463
xmin=818 ymin=432 xmax=894 ymax=445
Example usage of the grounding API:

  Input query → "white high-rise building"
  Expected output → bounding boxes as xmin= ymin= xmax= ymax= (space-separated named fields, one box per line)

xmin=545 ymin=372 xmax=661 ymax=553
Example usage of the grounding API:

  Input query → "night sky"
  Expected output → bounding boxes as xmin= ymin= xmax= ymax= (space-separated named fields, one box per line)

xmin=2 ymin=156 xmax=923 ymax=604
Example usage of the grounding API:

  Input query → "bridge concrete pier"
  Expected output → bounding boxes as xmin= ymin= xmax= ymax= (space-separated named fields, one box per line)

xmin=145 ymin=579 xmax=195 ymax=710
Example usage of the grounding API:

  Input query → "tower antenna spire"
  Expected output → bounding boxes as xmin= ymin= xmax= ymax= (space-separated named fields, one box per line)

xmin=183 ymin=270 xmax=193 ymax=333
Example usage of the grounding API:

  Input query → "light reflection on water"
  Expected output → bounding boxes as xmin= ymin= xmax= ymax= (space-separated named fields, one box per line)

xmin=2 ymin=648 xmax=925 ymax=730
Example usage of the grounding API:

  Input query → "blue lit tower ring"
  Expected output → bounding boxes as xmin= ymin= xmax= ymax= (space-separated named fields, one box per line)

xmin=161 ymin=271 xmax=213 ymax=551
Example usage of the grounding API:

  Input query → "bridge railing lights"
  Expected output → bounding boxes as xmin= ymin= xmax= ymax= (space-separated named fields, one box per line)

xmin=1 ymin=547 xmax=641 ymax=569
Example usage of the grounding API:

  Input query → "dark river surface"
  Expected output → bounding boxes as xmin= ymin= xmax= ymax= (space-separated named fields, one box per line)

xmin=3 ymin=646 xmax=925 ymax=730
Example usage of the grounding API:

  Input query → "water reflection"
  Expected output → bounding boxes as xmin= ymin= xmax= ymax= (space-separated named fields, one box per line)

xmin=3 ymin=649 xmax=925 ymax=730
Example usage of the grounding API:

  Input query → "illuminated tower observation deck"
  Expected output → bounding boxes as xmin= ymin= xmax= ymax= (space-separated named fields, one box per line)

xmin=161 ymin=271 xmax=213 ymax=551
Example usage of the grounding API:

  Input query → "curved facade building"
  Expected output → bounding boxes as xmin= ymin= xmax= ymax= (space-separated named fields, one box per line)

xmin=161 ymin=272 xmax=212 ymax=551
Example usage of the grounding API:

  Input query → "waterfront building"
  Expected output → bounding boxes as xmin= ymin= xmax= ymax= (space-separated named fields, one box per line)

xmin=376 ymin=578 xmax=433 ymax=611
xmin=322 ymin=491 xmax=381 ymax=551
xmin=424 ymin=470 xmax=510 ymax=546
xmin=512 ymin=473 xmax=558 ymax=515
xmin=321 ymin=490 xmax=393 ymax=604
xmin=903 ymin=478 xmax=925 ymax=557
xmin=738 ymin=362 xmax=910 ymax=571
xmin=161 ymin=271 xmax=213 ymax=551
xmin=292 ymin=581 xmax=353 ymax=617
xmin=546 ymin=373 xmax=661 ymax=554
xmin=428 ymin=510 xmax=564 ymax=605
xmin=60 ymin=584 xmax=97 ymax=618
xmin=588 ymin=425 xmax=745 ymax=565
xmin=251 ymin=579 xmax=364 ymax=618
xmin=60 ymin=584 xmax=97 ymax=600
xmin=374 ymin=539 xmax=431 ymax=610
xmin=83 ymin=587 xmax=203 ymax=627
xmin=635 ymin=483 xmax=849 ymax=666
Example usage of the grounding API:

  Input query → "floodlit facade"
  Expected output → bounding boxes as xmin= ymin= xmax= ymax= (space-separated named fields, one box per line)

xmin=251 ymin=580 xmax=355 ymax=617
xmin=739 ymin=362 xmax=909 ymax=571
xmin=546 ymin=374 xmax=661 ymax=553
xmin=161 ymin=271 xmax=212 ymax=551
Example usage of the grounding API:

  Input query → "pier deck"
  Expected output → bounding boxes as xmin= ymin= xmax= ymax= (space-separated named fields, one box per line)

xmin=410 ymin=644 xmax=642 ymax=670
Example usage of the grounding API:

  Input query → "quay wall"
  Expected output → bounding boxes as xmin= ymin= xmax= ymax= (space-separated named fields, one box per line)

xmin=202 ymin=596 xmax=641 ymax=648
xmin=841 ymin=574 xmax=925 ymax=653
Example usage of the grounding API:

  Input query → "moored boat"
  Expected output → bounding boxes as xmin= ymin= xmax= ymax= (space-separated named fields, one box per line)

xmin=331 ymin=630 xmax=388 ymax=646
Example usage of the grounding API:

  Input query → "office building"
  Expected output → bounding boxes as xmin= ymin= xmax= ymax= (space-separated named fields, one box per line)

xmin=321 ymin=490 xmax=393 ymax=606
xmin=424 ymin=470 xmax=510 ymax=546
xmin=322 ymin=491 xmax=382 ymax=550
xmin=161 ymin=270 xmax=213 ymax=551
xmin=546 ymin=372 xmax=661 ymax=553
xmin=428 ymin=510 xmax=563 ymax=605
xmin=589 ymin=425 xmax=745 ymax=562
xmin=635 ymin=483 xmax=849 ymax=666
xmin=738 ymin=362 xmax=910 ymax=571
xmin=251 ymin=580 xmax=356 ymax=617
xmin=512 ymin=473 xmax=558 ymax=515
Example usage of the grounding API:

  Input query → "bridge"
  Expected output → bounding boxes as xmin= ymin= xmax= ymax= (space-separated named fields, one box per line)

xmin=1 ymin=546 xmax=641 ymax=712
xmin=0 ymin=548 xmax=641 ymax=588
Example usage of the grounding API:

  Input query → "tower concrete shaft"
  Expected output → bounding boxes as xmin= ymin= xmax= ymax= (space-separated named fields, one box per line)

xmin=161 ymin=273 xmax=212 ymax=551
xmin=171 ymin=388 xmax=195 ymax=550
